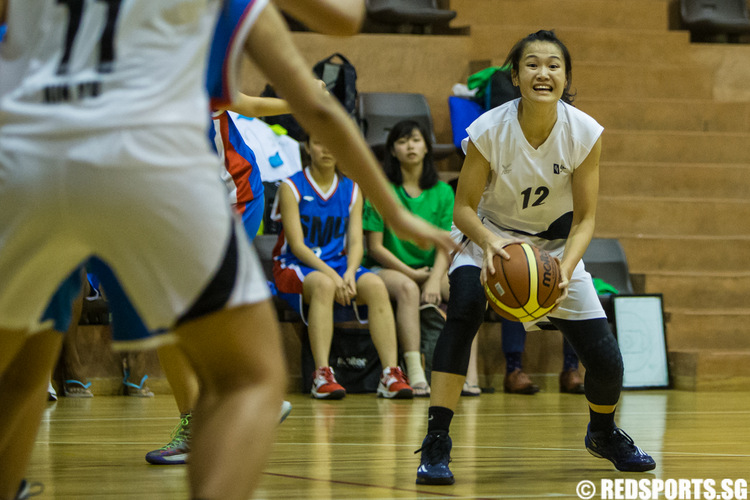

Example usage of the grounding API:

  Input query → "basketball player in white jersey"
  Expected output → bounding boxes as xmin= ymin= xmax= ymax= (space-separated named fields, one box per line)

xmin=416 ymin=30 xmax=655 ymax=486
xmin=144 ymin=0 xmax=401 ymax=465
xmin=0 ymin=1 xmax=453 ymax=499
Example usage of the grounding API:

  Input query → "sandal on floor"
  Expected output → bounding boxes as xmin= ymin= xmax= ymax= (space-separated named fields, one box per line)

xmin=461 ymin=381 xmax=481 ymax=397
xmin=412 ymin=381 xmax=431 ymax=397
xmin=123 ymin=372 xmax=154 ymax=397
xmin=64 ymin=379 xmax=93 ymax=398
xmin=16 ymin=479 xmax=44 ymax=499
xmin=47 ymin=382 xmax=58 ymax=402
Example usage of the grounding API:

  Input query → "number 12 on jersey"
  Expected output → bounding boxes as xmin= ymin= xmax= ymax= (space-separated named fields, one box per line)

xmin=520 ymin=186 xmax=549 ymax=209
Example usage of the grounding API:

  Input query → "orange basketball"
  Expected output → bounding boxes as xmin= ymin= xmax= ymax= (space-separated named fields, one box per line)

xmin=484 ymin=242 xmax=562 ymax=322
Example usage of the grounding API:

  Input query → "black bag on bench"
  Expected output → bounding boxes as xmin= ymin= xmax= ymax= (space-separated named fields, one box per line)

xmin=300 ymin=325 xmax=382 ymax=394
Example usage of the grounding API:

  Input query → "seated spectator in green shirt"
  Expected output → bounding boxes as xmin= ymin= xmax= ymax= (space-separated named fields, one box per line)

xmin=363 ymin=120 xmax=454 ymax=397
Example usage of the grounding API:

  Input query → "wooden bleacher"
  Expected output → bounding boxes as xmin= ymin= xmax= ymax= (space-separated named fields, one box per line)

xmin=68 ymin=0 xmax=750 ymax=394
xmin=244 ymin=0 xmax=750 ymax=391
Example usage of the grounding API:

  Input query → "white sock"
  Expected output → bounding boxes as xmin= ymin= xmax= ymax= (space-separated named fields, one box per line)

xmin=403 ymin=351 xmax=427 ymax=386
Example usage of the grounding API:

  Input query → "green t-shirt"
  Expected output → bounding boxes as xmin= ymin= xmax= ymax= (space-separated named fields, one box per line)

xmin=362 ymin=181 xmax=454 ymax=268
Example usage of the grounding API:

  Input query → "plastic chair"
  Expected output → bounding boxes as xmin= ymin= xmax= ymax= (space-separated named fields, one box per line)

xmin=448 ymin=96 xmax=484 ymax=150
xmin=582 ymin=238 xmax=634 ymax=295
xmin=365 ymin=0 xmax=456 ymax=33
xmin=358 ymin=92 xmax=455 ymax=161
xmin=680 ymin=0 xmax=750 ymax=40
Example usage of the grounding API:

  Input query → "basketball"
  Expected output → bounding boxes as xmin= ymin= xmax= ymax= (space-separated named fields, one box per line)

xmin=484 ymin=242 xmax=562 ymax=322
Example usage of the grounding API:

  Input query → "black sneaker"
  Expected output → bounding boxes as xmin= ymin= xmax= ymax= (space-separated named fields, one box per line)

xmin=415 ymin=432 xmax=454 ymax=485
xmin=585 ymin=424 xmax=656 ymax=472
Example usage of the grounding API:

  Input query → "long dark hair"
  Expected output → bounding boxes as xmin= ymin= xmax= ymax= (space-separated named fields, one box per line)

xmin=383 ymin=120 xmax=438 ymax=190
xmin=503 ymin=29 xmax=575 ymax=104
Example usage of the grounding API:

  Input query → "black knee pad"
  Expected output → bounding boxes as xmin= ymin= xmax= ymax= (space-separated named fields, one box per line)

xmin=445 ymin=266 xmax=486 ymax=329
xmin=432 ymin=266 xmax=487 ymax=375
xmin=550 ymin=317 xmax=623 ymax=404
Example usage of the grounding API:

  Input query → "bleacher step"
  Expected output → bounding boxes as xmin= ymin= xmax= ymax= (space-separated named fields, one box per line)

xmin=470 ymin=26 xmax=690 ymax=64
xmin=666 ymin=309 xmax=750 ymax=351
xmin=576 ymin=64 xmax=712 ymax=100
xmin=669 ymin=349 xmax=750 ymax=391
xmin=645 ymin=272 xmax=750 ymax=310
xmin=604 ymin=130 xmax=750 ymax=163
xmin=599 ymin=162 xmax=750 ymax=199
xmin=452 ymin=0 xmax=669 ymax=31
xmin=578 ymin=99 xmax=750 ymax=132
xmin=597 ymin=197 xmax=750 ymax=236
xmin=601 ymin=234 xmax=750 ymax=273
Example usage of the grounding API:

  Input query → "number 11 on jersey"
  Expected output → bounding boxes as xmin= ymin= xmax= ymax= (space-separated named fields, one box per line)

xmin=56 ymin=0 xmax=123 ymax=76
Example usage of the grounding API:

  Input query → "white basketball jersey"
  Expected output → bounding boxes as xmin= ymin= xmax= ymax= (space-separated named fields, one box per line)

xmin=465 ymin=98 xmax=603 ymax=253
xmin=0 ymin=0 xmax=222 ymax=147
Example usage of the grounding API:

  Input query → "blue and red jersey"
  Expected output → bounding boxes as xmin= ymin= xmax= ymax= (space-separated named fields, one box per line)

xmin=272 ymin=168 xmax=360 ymax=267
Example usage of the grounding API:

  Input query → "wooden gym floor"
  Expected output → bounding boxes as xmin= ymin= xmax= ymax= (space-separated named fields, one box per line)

xmin=29 ymin=389 xmax=750 ymax=499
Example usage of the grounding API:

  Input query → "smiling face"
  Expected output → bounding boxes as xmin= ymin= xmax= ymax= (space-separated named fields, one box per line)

xmin=512 ymin=41 xmax=567 ymax=104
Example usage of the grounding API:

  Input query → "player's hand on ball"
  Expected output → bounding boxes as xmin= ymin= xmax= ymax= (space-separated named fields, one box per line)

xmin=484 ymin=243 xmax=562 ymax=322
xmin=387 ymin=208 xmax=456 ymax=256
xmin=481 ymin=236 xmax=520 ymax=285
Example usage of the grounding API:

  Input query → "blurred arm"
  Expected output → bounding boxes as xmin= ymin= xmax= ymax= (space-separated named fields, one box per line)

xmin=366 ymin=231 xmax=421 ymax=278
xmin=220 ymin=93 xmax=291 ymax=117
xmin=244 ymin=4 xmax=456 ymax=254
xmin=274 ymin=0 xmax=365 ymax=35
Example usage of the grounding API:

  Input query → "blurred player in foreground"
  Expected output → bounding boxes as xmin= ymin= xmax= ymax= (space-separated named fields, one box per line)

xmin=0 ymin=1 xmax=453 ymax=499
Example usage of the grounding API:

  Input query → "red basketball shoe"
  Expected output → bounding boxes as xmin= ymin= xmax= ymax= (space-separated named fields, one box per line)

xmin=311 ymin=366 xmax=346 ymax=400
xmin=378 ymin=366 xmax=413 ymax=399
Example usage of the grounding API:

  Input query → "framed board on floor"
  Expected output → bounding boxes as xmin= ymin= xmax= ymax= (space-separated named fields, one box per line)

xmin=612 ymin=295 xmax=670 ymax=389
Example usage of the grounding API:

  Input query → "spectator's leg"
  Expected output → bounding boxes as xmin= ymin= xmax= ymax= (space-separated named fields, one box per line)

xmin=61 ymin=294 xmax=92 ymax=397
xmin=461 ymin=337 xmax=481 ymax=396
xmin=302 ymin=272 xmax=336 ymax=368
xmin=501 ymin=319 xmax=539 ymax=395
xmin=376 ymin=269 xmax=427 ymax=393
xmin=354 ymin=272 xmax=398 ymax=368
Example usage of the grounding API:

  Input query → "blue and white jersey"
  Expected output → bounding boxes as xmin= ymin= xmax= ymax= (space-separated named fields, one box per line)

xmin=206 ymin=0 xmax=267 ymax=109
xmin=0 ymin=0 xmax=267 ymax=146
xmin=272 ymin=168 xmax=360 ymax=266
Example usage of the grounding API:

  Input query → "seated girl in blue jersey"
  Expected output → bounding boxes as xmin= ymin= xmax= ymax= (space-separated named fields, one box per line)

xmin=272 ymin=134 xmax=413 ymax=400
xmin=362 ymin=120 xmax=454 ymax=397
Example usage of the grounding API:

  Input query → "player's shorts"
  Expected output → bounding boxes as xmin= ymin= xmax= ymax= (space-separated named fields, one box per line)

xmin=273 ymin=255 xmax=370 ymax=324
xmin=0 ymin=127 xmax=270 ymax=349
xmin=40 ymin=267 xmax=86 ymax=334
xmin=449 ymin=221 xmax=605 ymax=328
